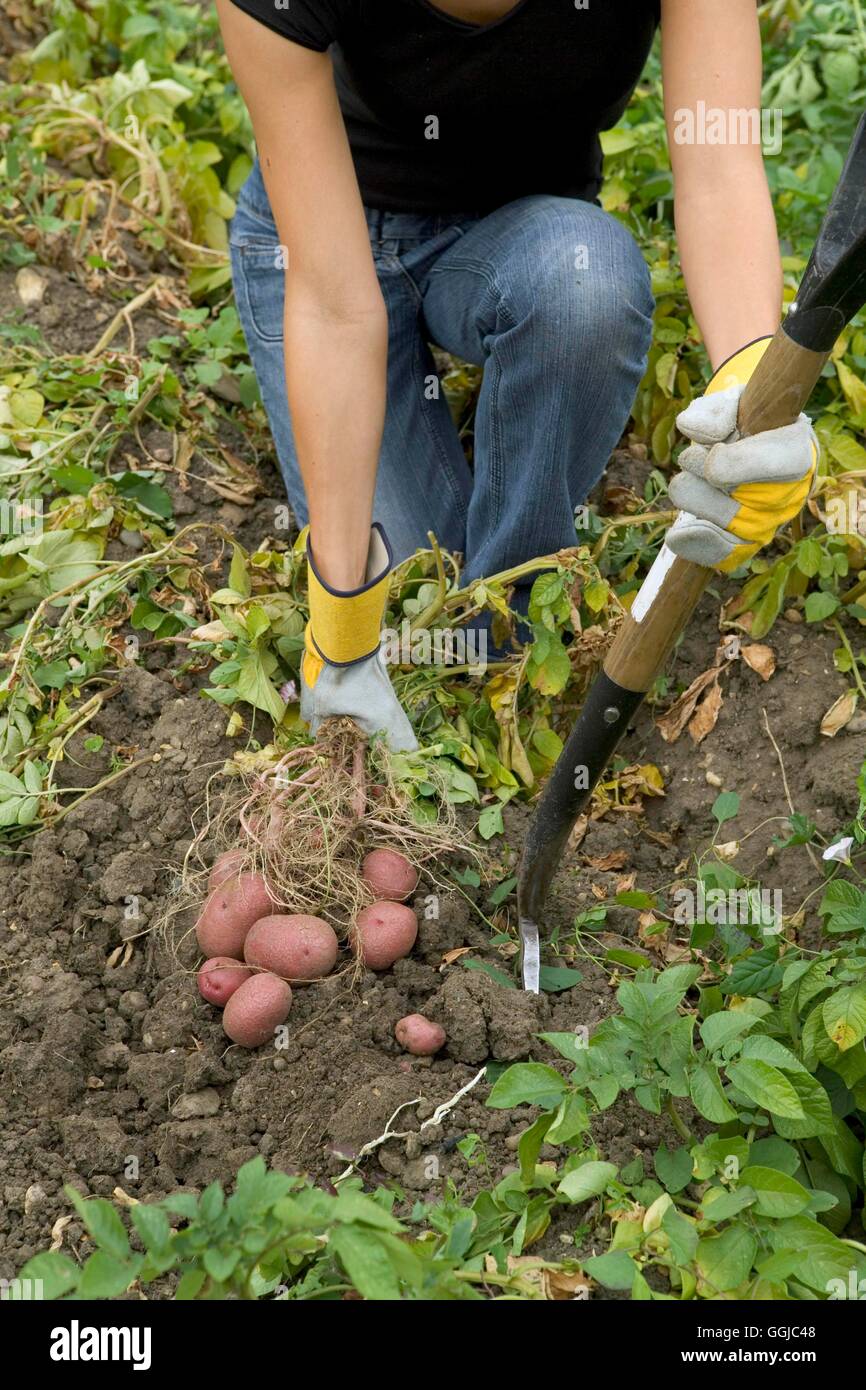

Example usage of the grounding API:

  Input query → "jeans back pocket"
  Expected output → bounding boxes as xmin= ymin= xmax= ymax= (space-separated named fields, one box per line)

xmin=231 ymin=238 xmax=285 ymax=345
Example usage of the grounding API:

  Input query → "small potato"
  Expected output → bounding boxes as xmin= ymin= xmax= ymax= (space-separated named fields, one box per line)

xmin=353 ymin=901 xmax=418 ymax=971
xmin=395 ymin=1013 xmax=446 ymax=1056
xmin=195 ymin=872 xmax=273 ymax=959
xmin=244 ymin=914 xmax=338 ymax=982
xmin=223 ymin=973 xmax=292 ymax=1048
xmin=198 ymin=956 xmax=251 ymax=1008
xmin=208 ymin=848 xmax=246 ymax=892
xmin=362 ymin=848 xmax=418 ymax=903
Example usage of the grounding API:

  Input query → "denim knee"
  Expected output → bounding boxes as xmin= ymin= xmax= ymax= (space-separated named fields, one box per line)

xmin=496 ymin=196 xmax=654 ymax=359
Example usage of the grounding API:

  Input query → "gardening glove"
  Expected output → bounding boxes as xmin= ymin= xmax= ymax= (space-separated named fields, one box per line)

xmin=665 ymin=336 xmax=818 ymax=573
xmin=300 ymin=522 xmax=418 ymax=752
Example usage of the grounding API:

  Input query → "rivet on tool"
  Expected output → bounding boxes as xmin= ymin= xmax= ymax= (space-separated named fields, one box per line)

xmin=603 ymin=706 xmax=619 ymax=725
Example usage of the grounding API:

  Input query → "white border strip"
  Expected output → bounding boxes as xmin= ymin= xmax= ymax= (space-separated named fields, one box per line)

xmin=630 ymin=540 xmax=679 ymax=624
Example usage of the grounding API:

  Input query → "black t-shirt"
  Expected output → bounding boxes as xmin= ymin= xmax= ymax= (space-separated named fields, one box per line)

xmin=228 ymin=0 xmax=660 ymax=213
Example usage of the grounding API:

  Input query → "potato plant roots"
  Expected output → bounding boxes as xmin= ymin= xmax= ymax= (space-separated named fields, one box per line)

xmin=164 ymin=718 xmax=476 ymax=969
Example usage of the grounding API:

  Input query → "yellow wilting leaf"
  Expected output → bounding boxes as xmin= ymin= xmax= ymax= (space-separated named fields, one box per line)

xmin=741 ymin=643 xmax=776 ymax=681
xmin=485 ymin=671 xmax=518 ymax=717
xmin=836 ymin=360 xmax=866 ymax=417
xmin=191 ymin=619 xmax=231 ymax=642
xmin=820 ymin=689 xmax=858 ymax=737
xmin=632 ymin=763 xmax=665 ymax=794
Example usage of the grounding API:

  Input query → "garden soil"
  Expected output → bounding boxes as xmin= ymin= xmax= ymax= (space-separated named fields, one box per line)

xmin=0 ymin=265 xmax=863 ymax=1289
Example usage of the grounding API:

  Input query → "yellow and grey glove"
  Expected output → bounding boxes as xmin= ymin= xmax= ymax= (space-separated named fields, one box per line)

xmin=666 ymin=337 xmax=818 ymax=574
xmin=300 ymin=523 xmax=417 ymax=752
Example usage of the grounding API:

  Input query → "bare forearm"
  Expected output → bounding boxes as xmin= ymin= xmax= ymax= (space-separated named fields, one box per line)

xmin=284 ymin=291 xmax=388 ymax=588
xmin=215 ymin=0 xmax=385 ymax=589
xmin=676 ymin=168 xmax=782 ymax=370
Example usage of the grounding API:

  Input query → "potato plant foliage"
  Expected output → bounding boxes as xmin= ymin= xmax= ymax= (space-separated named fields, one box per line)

xmin=3 ymin=0 xmax=866 ymax=1301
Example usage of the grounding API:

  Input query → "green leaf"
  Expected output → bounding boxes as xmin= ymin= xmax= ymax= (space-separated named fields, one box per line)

xmin=823 ymin=985 xmax=866 ymax=1052
xmin=557 ymin=1161 xmax=618 ymax=1203
xmin=477 ymin=804 xmax=504 ymax=840
xmin=202 ymin=1247 xmax=240 ymax=1283
xmin=129 ymin=1202 xmax=172 ymax=1251
xmin=539 ymin=1032 xmax=589 ymax=1065
xmin=486 ymin=1062 xmax=569 ymax=1110
xmin=822 ymin=50 xmax=860 ymax=98
xmin=113 ymin=471 xmax=173 ymax=519
xmin=699 ymin=1010 xmax=757 ymax=1053
xmin=615 ymin=889 xmax=656 ymax=910
xmin=701 ymin=1185 xmax=756 ymax=1222
xmin=819 ymin=880 xmax=866 ymax=935
xmin=662 ymin=1205 xmax=698 ymax=1265
xmin=689 ymin=1062 xmax=737 ymax=1123
xmin=654 ymin=1143 xmax=693 ymax=1194
xmin=526 ymin=627 xmax=571 ymax=696
xmin=721 ymin=947 xmax=784 ymax=997
xmin=712 ymin=792 xmax=740 ymax=824
xmin=748 ymin=1137 xmax=800 ymax=1175
xmin=175 ymin=1269 xmax=207 ymax=1300
xmin=198 ymin=1182 xmax=225 ymax=1224
xmin=459 ymin=957 xmax=514 ymax=989
xmin=16 ymin=1251 xmax=80 ymax=1300
xmin=583 ymin=1250 xmax=637 ymax=1290
xmin=9 ymin=387 xmax=44 ymax=427
xmin=65 ymin=1190 xmax=130 ymax=1261
xmin=726 ymin=1059 xmax=805 ymax=1119
xmin=770 ymin=1071 xmax=835 ymax=1141
xmin=531 ymin=727 xmax=563 ymax=761
xmin=696 ymin=1225 xmax=757 ymax=1293
xmin=329 ymin=1226 xmax=402 ymax=1300
xmin=518 ymin=1113 xmax=554 ymax=1185
xmin=738 ymin=1166 xmax=812 ymax=1218
xmin=235 ymin=652 xmax=286 ymax=724
xmin=545 ymin=1091 xmax=590 ymax=1144
xmin=740 ymin=1035 xmax=808 ymax=1074
xmin=539 ymin=964 xmax=583 ymax=993
xmin=796 ymin=537 xmax=822 ymax=578
xmin=229 ymin=543 xmax=252 ymax=598
xmin=804 ymin=590 xmax=839 ymax=623
xmin=766 ymin=1216 xmax=866 ymax=1294
xmin=77 ymin=1251 xmax=142 ymax=1299
xmin=332 ymin=1190 xmax=404 ymax=1232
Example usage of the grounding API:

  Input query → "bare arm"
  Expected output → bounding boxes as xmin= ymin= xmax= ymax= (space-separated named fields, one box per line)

xmin=661 ymin=0 xmax=781 ymax=370
xmin=216 ymin=0 xmax=385 ymax=588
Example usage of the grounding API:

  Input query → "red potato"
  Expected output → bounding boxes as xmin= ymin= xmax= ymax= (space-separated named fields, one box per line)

xmin=208 ymin=848 xmax=246 ymax=892
xmin=353 ymin=901 xmax=418 ymax=971
xmin=244 ymin=914 xmax=338 ymax=983
xmin=195 ymin=872 xmax=274 ymax=959
xmin=395 ymin=1013 xmax=446 ymax=1057
xmin=198 ymin=956 xmax=251 ymax=1007
xmin=361 ymin=848 xmax=418 ymax=903
xmin=223 ymin=973 xmax=292 ymax=1048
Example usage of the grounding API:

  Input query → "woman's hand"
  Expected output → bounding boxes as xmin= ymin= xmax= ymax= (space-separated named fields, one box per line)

xmin=665 ymin=339 xmax=817 ymax=573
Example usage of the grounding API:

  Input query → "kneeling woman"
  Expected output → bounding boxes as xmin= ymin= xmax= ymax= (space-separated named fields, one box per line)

xmin=217 ymin=0 xmax=814 ymax=749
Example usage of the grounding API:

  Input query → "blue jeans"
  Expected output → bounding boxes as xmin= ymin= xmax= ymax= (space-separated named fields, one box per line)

xmin=230 ymin=159 xmax=654 ymax=584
